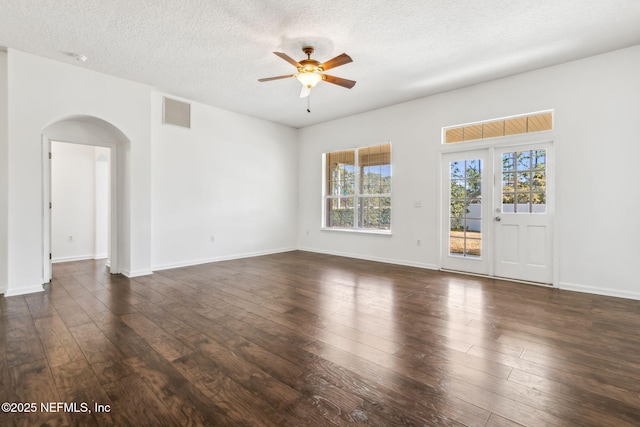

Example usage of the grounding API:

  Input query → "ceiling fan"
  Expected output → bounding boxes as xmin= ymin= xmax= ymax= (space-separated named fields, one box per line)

xmin=258 ymin=46 xmax=356 ymax=98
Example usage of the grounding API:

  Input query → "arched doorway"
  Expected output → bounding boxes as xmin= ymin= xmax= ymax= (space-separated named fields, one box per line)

xmin=42 ymin=115 xmax=130 ymax=281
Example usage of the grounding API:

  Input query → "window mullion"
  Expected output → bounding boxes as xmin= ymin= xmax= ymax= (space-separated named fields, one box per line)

xmin=354 ymin=148 xmax=360 ymax=228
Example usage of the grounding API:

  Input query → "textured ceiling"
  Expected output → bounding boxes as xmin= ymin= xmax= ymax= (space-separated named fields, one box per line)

xmin=1 ymin=0 xmax=640 ymax=128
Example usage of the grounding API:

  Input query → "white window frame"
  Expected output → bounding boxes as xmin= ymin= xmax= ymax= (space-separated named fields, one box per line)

xmin=322 ymin=143 xmax=392 ymax=234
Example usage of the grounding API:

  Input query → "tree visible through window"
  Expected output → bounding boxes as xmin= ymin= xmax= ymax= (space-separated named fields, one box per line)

xmin=449 ymin=159 xmax=482 ymax=256
xmin=324 ymin=143 xmax=391 ymax=231
xmin=501 ymin=149 xmax=546 ymax=213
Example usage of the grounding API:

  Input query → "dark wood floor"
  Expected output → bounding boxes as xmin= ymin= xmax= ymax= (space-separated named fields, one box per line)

xmin=1 ymin=251 xmax=640 ymax=426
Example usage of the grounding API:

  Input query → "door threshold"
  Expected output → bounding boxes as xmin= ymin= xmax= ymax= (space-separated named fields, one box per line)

xmin=440 ymin=268 xmax=554 ymax=287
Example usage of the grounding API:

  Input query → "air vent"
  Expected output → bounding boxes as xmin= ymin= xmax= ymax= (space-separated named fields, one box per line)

xmin=163 ymin=97 xmax=191 ymax=128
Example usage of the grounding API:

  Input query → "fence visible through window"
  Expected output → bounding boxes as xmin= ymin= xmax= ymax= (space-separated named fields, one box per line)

xmin=449 ymin=159 xmax=482 ymax=257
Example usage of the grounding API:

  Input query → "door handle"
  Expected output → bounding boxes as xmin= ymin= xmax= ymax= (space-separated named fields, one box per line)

xmin=495 ymin=216 xmax=501 ymax=222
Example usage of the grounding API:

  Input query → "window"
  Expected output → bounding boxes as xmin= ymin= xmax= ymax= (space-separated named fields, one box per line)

xmin=444 ymin=111 xmax=553 ymax=144
xmin=501 ymin=149 xmax=546 ymax=213
xmin=449 ymin=159 xmax=482 ymax=257
xmin=324 ymin=143 xmax=391 ymax=231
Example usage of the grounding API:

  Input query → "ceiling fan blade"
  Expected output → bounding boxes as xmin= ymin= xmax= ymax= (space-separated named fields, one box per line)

xmin=299 ymin=86 xmax=311 ymax=98
xmin=273 ymin=52 xmax=301 ymax=68
xmin=258 ymin=74 xmax=295 ymax=82
xmin=321 ymin=74 xmax=356 ymax=89
xmin=320 ymin=53 xmax=352 ymax=71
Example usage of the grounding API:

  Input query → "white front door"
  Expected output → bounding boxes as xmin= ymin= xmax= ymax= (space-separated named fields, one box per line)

xmin=441 ymin=142 xmax=553 ymax=284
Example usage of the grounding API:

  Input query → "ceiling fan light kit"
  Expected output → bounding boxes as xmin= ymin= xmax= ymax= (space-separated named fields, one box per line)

xmin=259 ymin=46 xmax=356 ymax=104
xmin=296 ymin=71 xmax=322 ymax=88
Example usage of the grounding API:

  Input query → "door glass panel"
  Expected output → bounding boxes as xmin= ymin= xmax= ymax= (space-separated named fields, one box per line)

xmin=449 ymin=159 xmax=482 ymax=257
xmin=502 ymin=150 xmax=546 ymax=213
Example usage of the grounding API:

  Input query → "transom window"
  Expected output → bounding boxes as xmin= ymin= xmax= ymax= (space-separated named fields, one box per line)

xmin=324 ymin=143 xmax=391 ymax=231
xmin=444 ymin=111 xmax=553 ymax=144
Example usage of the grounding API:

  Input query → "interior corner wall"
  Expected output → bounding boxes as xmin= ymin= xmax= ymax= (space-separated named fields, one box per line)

xmin=5 ymin=49 xmax=152 ymax=296
xmin=0 ymin=50 xmax=8 ymax=294
xmin=297 ymin=45 xmax=640 ymax=300
xmin=150 ymin=92 xmax=298 ymax=270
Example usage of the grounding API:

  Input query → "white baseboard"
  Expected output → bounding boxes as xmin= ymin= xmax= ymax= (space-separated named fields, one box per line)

xmin=559 ymin=281 xmax=640 ymax=301
xmin=121 ymin=269 xmax=154 ymax=278
xmin=52 ymin=254 xmax=99 ymax=263
xmin=152 ymin=247 xmax=297 ymax=272
xmin=4 ymin=284 xmax=45 ymax=297
xmin=297 ymin=246 xmax=438 ymax=270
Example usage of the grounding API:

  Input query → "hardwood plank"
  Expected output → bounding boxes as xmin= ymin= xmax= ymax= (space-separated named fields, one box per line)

xmin=485 ymin=413 xmax=525 ymax=426
xmin=508 ymin=368 xmax=640 ymax=425
xmin=0 ymin=295 xmax=30 ymax=318
xmin=304 ymin=340 xmax=490 ymax=426
xmin=90 ymin=289 xmax=139 ymax=316
xmin=50 ymin=301 xmax=93 ymax=328
xmin=8 ymin=359 xmax=68 ymax=427
xmin=24 ymin=292 xmax=57 ymax=320
xmin=195 ymin=337 xmax=302 ymax=410
xmin=89 ymin=312 xmax=157 ymax=359
xmin=67 ymin=321 xmax=135 ymax=385
xmin=134 ymin=301 xmax=216 ymax=349
xmin=49 ymin=358 xmax=107 ymax=401
xmin=5 ymin=315 xmax=46 ymax=368
xmin=156 ymin=302 xmax=238 ymax=342
xmin=127 ymin=352 xmax=232 ymax=426
xmin=45 ymin=278 xmax=76 ymax=306
xmin=33 ymin=314 xmax=85 ymax=368
xmin=102 ymin=374 xmax=182 ymax=426
xmin=171 ymin=352 xmax=284 ymax=426
xmin=3 ymin=252 xmax=640 ymax=426
xmin=50 ymin=359 xmax=116 ymax=427
xmin=119 ymin=312 xmax=194 ymax=362
xmin=215 ymin=316 xmax=308 ymax=380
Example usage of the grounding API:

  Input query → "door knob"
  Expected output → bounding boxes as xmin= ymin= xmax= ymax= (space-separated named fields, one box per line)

xmin=495 ymin=216 xmax=501 ymax=222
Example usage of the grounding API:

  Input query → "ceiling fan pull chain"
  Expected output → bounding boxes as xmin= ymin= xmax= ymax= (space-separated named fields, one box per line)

xmin=307 ymin=92 xmax=311 ymax=113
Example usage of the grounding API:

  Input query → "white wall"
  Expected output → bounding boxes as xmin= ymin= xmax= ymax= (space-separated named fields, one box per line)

xmin=51 ymin=142 xmax=108 ymax=262
xmin=298 ymin=45 xmax=640 ymax=300
xmin=2 ymin=48 xmax=300 ymax=296
xmin=5 ymin=49 xmax=152 ymax=295
xmin=0 ymin=50 xmax=8 ymax=294
xmin=150 ymin=93 xmax=298 ymax=270
xmin=3 ymin=45 xmax=639 ymax=300
xmin=95 ymin=152 xmax=109 ymax=259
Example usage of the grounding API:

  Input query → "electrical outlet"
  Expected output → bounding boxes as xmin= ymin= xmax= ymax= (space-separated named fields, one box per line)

xmin=417 ymin=239 xmax=421 ymax=246
xmin=210 ymin=236 xmax=215 ymax=243
xmin=69 ymin=235 xmax=73 ymax=242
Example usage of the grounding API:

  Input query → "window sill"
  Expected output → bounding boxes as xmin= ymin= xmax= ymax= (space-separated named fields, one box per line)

xmin=321 ymin=227 xmax=392 ymax=236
